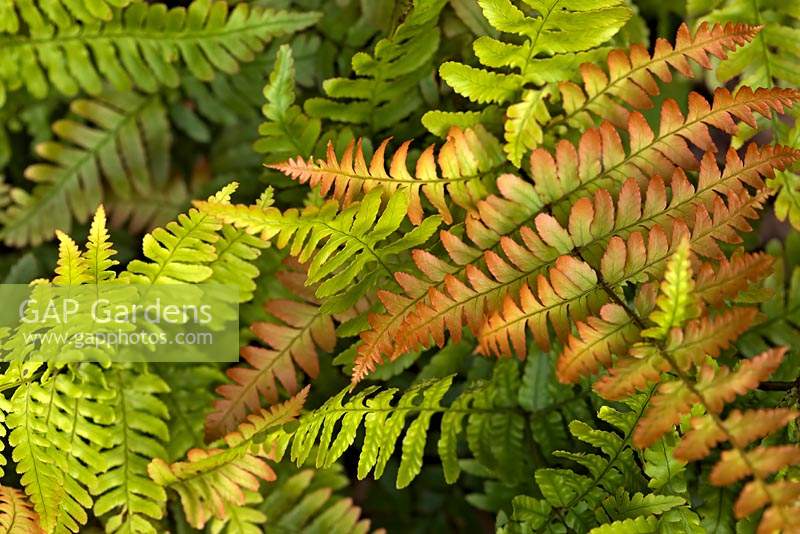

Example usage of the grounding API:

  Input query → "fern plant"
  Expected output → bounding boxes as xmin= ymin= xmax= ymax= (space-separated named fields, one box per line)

xmin=2 ymin=0 xmax=800 ymax=532
xmin=691 ymin=0 xmax=800 ymax=230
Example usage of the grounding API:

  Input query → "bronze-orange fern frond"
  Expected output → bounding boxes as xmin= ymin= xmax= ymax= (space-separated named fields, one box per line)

xmin=554 ymin=239 xmax=799 ymax=533
xmin=205 ymin=262 xmax=362 ymax=440
xmin=0 ymin=486 xmax=44 ymax=534
xmin=351 ymin=88 xmax=800 ymax=384
xmin=269 ymin=125 xmax=504 ymax=224
xmin=557 ymin=21 xmax=761 ymax=129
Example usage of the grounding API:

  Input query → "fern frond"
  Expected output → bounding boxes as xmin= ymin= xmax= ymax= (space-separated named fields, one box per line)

xmin=209 ymin=490 xmax=266 ymax=534
xmin=559 ymin=237 xmax=799 ymax=532
xmin=694 ymin=250 xmax=774 ymax=307
xmin=441 ymin=0 xmax=632 ymax=94
xmin=0 ymin=0 xmax=133 ymax=34
xmin=123 ymin=184 xmax=236 ymax=285
xmin=206 ymin=266 xmax=339 ymax=441
xmin=438 ymin=0 xmax=633 ymax=163
xmin=162 ymin=365 xmax=226 ymax=461
xmin=506 ymin=393 xmax=674 ymax=532
xmin=94 ymin=368 xmax=169 ymax=533
xmin=53 ymin=231 xmax=90 ymax=287
xmin=5 ymin=379 xmax=63 ymax=533
xmin=85 ymin=205 xmax=119 ymax=284
xmin=353 ymin=88 xmax=800 ymax=382
xmin=738 ymin=259 xmax=800 ymax=356
xmin=772 ymin=116 xmax=800 ymax=229
xmin=0 ymin=486 xmax=44 ymax=534
xmin=269 ymin=125 xmax=504 ymax=225
xmin=197 ymin=186 xmax=440 ymax=309
xmin=150 ymin=389 xmax=307 ymax=530
xmin=282 ymin=362 xmax=528 ymax=488
xmin=104 ymin=171 xmax=200 ymax=234
xmin=210 ymin=223 xmax=268 ymax=303
xmin=254 ymin=44 xmax=320 ymax=164
xmin=692 ymin=2 xmax=800 ymax=229
xmin=0 ymin=92 xmax=169 ymax=247
xmin=404 ymin=146 xmax=775 ymax=359
xmin=676 ymin=408 xmax=799 ymax=462
xmin=0 ymin=0 xmax=320 ymax=105
xmin=304 ymin=0 xmax=447 ymax=131
xmin=149 ymin=448 xmax=274 ymax=530
xmin=251 ymin=465 xmax=376 ymax=534
xmin=6 ymin=367 xmax=113 ymax=533
xmin=697 ymin=0 xmax=799 ymax=88
xmin=557 ymin=22 xmax=759 ymax=129
xmin=478 ymin=196 xmax=768 ymax=358
xmin=641 ymin=238 xmax=698 ymax=338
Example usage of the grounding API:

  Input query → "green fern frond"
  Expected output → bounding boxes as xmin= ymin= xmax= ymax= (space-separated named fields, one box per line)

xmin=508 ymin=393 xmax=651 ymax=532
xmin=254 ymin=465 xmax=376 ymax=534
xmin=0 ymin=0 xmax=133 ymax=34
xmin=254 ymin=44 xmax=321 ymax=163
xmin=280 ymin=360 xmax=529 ymax=489
xmin=0 ymin=0 xmax=321 ymax=105
xmin=53 ymin=230 xmax=90 ymax=287
xmin=771 ymin=113 xmax=800 ymax=229
xmin=105 ymin=161 xmax=206 ymax=234
xmin=737 ymin=256 xmax=800 ymax=356
xmin=161 ymin=365 xmax=226 ymax=461
xmin=94 ymin=368 xmax=169 ymax=534
xmin=0 ymin=92 xmax=170 ymax=247
xmin=197 ymin=186 xmax=440 ymax=312
xmin=304 ymin=0 xmax=447 ymax=132
xmin=436 ymin=0 xmax=632 ymax=163
xmin=6 ymin=366 xmax=114 ymax=533
xmin=641 ymin=238 xmax=699 ymax=339
xmin=85 ymin=205 xmax=119 ymax=284
xmin=123 ymin=184 xmax=235 ymax=285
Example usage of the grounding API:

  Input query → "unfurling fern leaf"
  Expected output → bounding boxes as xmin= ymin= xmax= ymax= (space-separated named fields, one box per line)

xmin=0 ymin=92 xmax=170 ymax=247
xmin=269 ymin=125 xmax=504 ymax=225
xmin=0 ymin=0 xmax=320 ymax=106
xmin=304 ymin=0 xmax=447 ymax=131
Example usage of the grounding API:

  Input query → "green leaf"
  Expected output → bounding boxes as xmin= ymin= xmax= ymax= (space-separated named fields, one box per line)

xmin=0 ymin=0 xmax=320 ymax=106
